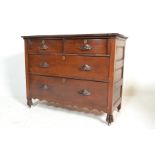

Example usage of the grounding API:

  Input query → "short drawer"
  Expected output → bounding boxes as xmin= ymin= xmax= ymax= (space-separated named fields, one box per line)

xmin=29 ymin=75 xmax=108 ymax=110
xmin=29 ymin=55 xmax=109 ymax=81
xmin=64 ymin=39 xmax=107 ymax=54
xmin=28 ymin=39 xmax=62 ymax=53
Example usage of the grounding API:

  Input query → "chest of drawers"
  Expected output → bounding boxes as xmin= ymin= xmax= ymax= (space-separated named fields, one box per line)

xmin=22 ymin=33 xmax=127 ymax=125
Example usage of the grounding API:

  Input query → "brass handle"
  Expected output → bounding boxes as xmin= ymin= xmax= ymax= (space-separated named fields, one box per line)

xmin=79 ymin=89 xmax=91 ymax=96
xmin=39 ymin=62 xmax=49 ymax=68
xmin=81 ymin=64 xmax=92 ymax=71
xmin=40 ymin=84 xmax=49 ymax=90
xmin=39 ymin=40 xmax=48 ymax=50
xmin=80 ymin=44 xmax=92 ymax=50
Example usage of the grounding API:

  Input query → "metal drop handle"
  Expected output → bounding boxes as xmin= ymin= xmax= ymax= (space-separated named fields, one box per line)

xmin=80 ymin=44 xmax=92 ymax=50
xmin=80 ymin=39 xmax=92 ymax=51
xmin=40 ymin=84 xmax=49 ymax=90
xmin=39 ymin=40 xmax=48 ymax=50
xmin=39 ymin=62 xmax=49 ymax=68
xmin=79 ymin=89 xmax=91 ymax=96
xmin=81 ymin=64 xmax=92 ymax=71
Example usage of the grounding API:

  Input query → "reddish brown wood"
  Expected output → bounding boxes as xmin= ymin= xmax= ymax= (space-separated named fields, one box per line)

xmin=22 ymin=33 xmax=127 ymax=125
xmin=28 ymin=39 xmax=62 ymax=54
xmin=24 ymin=39 xmax=32 ymax=105
xmin=64 ymin=39 xmax=107 ymax=54
xmin=107 ymin=38 xmax=116 ymax=116
xmin=28 ymin=55 xmax=109 ymax=81
xmin=29 ymin=75 xmax=108 ymax=110
xmin=112 ymin=38 xmax=126 ymax=111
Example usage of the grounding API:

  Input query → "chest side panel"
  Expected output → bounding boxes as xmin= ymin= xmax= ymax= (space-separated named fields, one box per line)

xmin=112 ymin=38 xmax=126 ymax=108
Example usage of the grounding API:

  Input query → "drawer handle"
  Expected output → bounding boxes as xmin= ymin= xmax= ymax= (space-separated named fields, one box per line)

xmin=40 ymin=84 xmax=49 ymax=90
xmin=39 ymin=40 xmax=48 ymax=50
xmin=79 ymin=89 xmax=91 ymax=96
xmin=81 ymin=64 xmax=92 ymax=71
xmin=80 ymin=44 xmax=92 ymax=50
xmin=80 ymin=39 xmax=92 ymax=51
xmin=39 ymin=62 xmax=49 ymax=68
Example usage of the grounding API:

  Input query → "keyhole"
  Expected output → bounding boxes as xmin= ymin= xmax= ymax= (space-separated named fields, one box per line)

xmin=42 ymin=40 xmax=45 ymax=44
xmin=84 ymin=39 xmax=88 ymax=44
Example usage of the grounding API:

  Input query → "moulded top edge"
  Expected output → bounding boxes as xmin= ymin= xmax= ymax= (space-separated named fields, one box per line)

xmin=21 ymin=33 xmax=128 ymax=39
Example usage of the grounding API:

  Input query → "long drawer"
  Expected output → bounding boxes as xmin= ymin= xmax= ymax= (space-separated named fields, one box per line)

xmin=29 ymin=75 xmax=108 ymax=110
xmin=29 ymin=55 xmax=109 ymax=81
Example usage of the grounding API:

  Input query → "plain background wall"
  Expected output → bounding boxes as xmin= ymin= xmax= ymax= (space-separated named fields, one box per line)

xmin=0 ymin=0 xmax=155 ymax=98
xmin=0 ymin=0 xmax=155 ymax=155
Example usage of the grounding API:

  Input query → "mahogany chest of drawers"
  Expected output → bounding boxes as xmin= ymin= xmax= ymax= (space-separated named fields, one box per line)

xmin=22 ymin=33 xmax=127 ymax=125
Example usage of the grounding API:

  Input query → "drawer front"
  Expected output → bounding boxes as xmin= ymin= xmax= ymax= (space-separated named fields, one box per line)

xmin=29 ymin=75 xmax=108 ymax=110
xmin=29 ymin=55 xmax=109 ymax=81
xmin=64 ymin=39 xmax=107 ymax=54
xmin=28 ymin=39 xmax=62 ymax=53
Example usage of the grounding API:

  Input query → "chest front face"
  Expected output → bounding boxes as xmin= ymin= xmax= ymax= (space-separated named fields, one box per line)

xmin=23 ymin=33 xmax=127 ymax=125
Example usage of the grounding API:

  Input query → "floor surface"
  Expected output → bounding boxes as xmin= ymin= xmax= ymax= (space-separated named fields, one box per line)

xmin=0 ymin=95 xmax=155 ymax=155
xmin=0 ymin=95 xmax=154 ymax=128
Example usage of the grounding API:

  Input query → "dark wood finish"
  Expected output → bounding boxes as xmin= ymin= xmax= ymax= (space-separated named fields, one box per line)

xmin=22 ymin=33 xmax=128 ymax=39
xmin=117 ymin=104 xmax=121 ymax=111
xmin=22 ymin=33 xmax=127 ymax=125
xmin=29 ymin=55 xmax=109 ymax=81
xmin=27 ymin=98 xmax=32 ymax=107
xmin=106 ymin=114 xmax=114 ymax=125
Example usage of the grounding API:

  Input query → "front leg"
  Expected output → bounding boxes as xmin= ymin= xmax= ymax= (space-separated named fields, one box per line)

xmin=106 ymin=114 xmax=114 ymax=125
xmin=27 ymin=98 xmax=32 ymax=108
